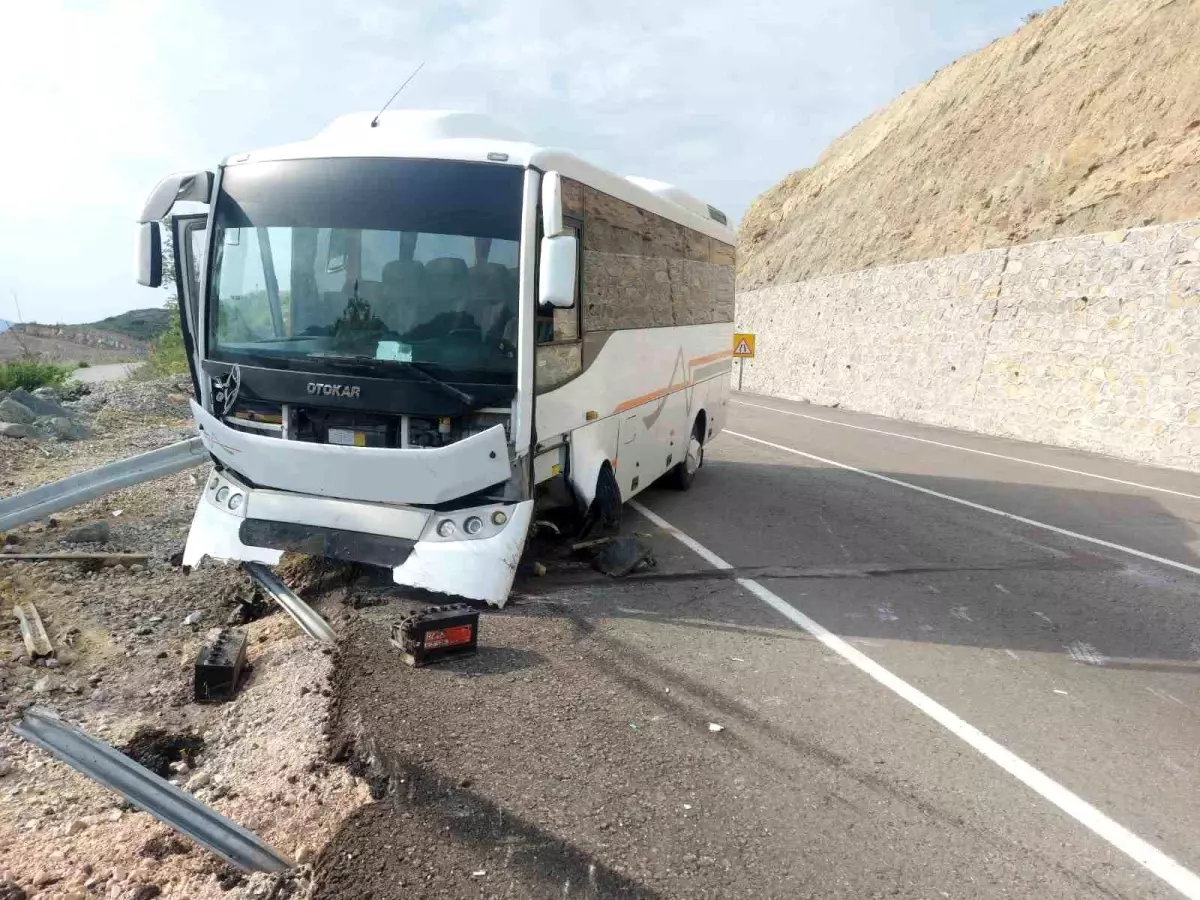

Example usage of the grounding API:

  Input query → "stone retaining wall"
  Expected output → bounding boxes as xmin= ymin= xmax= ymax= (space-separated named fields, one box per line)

xmin=735 ymin=220 xmax=1200 ymax=471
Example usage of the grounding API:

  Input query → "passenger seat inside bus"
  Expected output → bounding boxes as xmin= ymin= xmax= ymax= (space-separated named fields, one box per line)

xmin=469 ymin=262 xmax=516 ymax=340
xmin=421 ymin=257 xmax=471 ymax=336
xmin=380 ymin=259 xmax=424 ymax=334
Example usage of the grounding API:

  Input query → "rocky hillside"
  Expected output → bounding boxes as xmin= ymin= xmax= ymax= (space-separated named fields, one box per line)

xmin=738 ymin=0 xmax=1200 ymax=289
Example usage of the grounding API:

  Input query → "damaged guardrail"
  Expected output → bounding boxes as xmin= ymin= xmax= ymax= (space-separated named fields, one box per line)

xmin=0 ymin=437 xmax=209 ymax=531
xmin=244 ymin=562 xmax=337 ymax=645
xmin=11 ymin=706 xmax=292 ymax=873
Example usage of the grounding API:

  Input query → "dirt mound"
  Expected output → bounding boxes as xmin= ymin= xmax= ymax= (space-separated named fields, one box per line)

xmin=738 ymin=0 xmax=1200 ymax=288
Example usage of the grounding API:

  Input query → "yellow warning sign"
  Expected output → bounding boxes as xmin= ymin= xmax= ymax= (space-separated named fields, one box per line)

xmin=732 ymin=333 xmax=756 ymax=358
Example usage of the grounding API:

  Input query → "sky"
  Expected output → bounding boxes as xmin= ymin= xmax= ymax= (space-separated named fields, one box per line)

xmin=0 ymin=0 xmax=1038 ymax=325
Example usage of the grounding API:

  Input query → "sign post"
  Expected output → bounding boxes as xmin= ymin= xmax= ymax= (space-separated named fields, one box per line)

xmin=732 ymin=332 xmax=756 ymax=392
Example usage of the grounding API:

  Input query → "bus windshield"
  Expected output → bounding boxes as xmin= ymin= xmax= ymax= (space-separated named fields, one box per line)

xmin=207 ymin=157 xmax=524 ymax=385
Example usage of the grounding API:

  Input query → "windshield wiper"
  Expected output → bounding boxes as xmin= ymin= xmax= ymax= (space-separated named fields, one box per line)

xmin=322 ymin=356 xmax=475 ymax=407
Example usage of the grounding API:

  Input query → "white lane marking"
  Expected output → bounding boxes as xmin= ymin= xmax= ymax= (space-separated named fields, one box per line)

xmin=631 ymin=500 xmax=1200 ymax=899
xmin=994 ymin=584 xmax=1011 ymax=594
xmin=1034 ymin=611 xmax=1054 ymax=624
xmin=732 ymin=399 xmax=1200 ymax=502
xmin=1066 ymin=641 xmax=1108 ymax=666
xmin=725 ymin=430 xmax=1200 ymax=580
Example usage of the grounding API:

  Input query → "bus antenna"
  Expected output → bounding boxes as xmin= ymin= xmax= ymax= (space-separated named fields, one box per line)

xmin=370 ymin=61 xmax=426 ymax=128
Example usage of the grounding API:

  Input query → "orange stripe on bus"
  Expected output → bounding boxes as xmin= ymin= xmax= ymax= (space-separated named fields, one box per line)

xmin=688 ymin=349 xmax=733 ymax=367
xmin=613 ymin=384 xmax=684 ymax=414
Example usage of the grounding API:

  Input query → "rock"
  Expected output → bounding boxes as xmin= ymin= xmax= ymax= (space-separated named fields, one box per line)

xmin=8 ymin=387 xmax=68 ymax=418
xmin=126 ymin=885 xmax=160 ymax=900
xmin=294 ymin=845 xmax=313 ymax=865
xmin=33 ymin=871 xmax=57 ymax=887
xmin=35 ymin=416 xmax=89 ymax=441
xmin=0 ymin=760 xmax=14 ymax=778
xmin=63 ymin=522 xmax=110 ymax=544
xmin=185 ymin=772 xmax=211 ymax=792
xmin=0 ymin=398 xmax=35 ymax=425
xmin=0 ymin=423 xmax=36 ymax=439
xmin=32 ymin=674 xmax=60 ymax=694
xmin=64 ymin=818 xmax=87 ymax=836
xmin=0 ymin=881 xmax=27 ymax=900
xmin=182 ymin=611 xmax=202 ymax=627
xmin=32 ymin=385 xmax=59 ymax=400
xmin=168 ymin=760 xmax=190 ymax=775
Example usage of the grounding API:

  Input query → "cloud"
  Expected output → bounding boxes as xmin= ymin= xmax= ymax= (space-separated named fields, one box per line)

xmin=0 ymin=0 xmax=1033 ymax=322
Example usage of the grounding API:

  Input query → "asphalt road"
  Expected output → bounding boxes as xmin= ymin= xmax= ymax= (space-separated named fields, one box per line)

xmin=322 ymin=393 xmax=1200 ymax=900
xmin=70 ymin=361 xmax=144 ymax=384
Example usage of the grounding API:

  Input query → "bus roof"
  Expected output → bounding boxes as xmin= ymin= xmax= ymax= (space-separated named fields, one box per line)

xmin=227 ymin=110 xmax=735 ymax=244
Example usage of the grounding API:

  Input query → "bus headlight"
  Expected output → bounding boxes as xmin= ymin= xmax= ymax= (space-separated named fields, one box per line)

xmin=464 ymin=516 xmax=484 ymax=536
xmin=436 ymin=519 xmax=456 ymax=538
xmin=215 ymin=486 xmax=230 ymax=504
xmin=228 ymin=492 xmax=244 ymax=511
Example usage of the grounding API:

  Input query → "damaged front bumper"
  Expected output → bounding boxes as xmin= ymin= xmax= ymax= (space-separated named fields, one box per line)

xmin=183 ymin=469 xmax=533 ymax=608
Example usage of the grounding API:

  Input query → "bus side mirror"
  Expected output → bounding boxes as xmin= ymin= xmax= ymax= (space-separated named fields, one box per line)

xmin=136 ymin=222 xmax=163 ymax=288
xmin=542 ymin=171 xmax=565 ymax=237
xmin=539 ymin=234 xmax=577 ymax=309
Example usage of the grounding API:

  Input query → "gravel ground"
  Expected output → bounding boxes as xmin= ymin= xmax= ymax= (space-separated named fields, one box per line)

xmin=0 ymin=379 xmax=368 ymax=900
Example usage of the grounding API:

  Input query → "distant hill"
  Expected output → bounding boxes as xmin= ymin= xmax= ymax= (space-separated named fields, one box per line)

xmin=0 ymin=318 xmax=10 ymax=334
xmin=79 ymin=307 xmax=173 ymax=342
xmin=738 ymin=0 xmax=1200 ymax=288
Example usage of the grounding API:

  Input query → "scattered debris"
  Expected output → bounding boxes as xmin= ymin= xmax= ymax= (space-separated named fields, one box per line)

xmin=708 ymin=723 xmax=725 ymax=733
xmin=571 ymin=536 xmax=614 ymax=551
xmin=13 ymin=601 xmax=54 ymax=659
xmin=592 ymin=538 xmax=656 ymax=577
xmin=62 ymin=521 xmax=111 ymax=544
xmin=391 ymin=604 xmax=480 ymax=668
xmin=140 ymin=832 xmax=192 ymax=860
xmin=532 ymin=561 xmax=548 ymax=577
xmin=194 ymin=628 xmax=249 ymax=703
xmin=1053 ymin=689 xmax=1069 ymax=696
xmin=0 ymin=552 xmax=147 ymax=565
xmin=111 ymin=509 xmax=124 ymax=517
xmin=183 ymin=610 xmax=203 ymax=626
xmin=121 ymin=727 xmax=205 ymax=779
xmin=471 ymin=870 xmax=487 ymax=878
xmin=1066 ymin=641 xmax=1107 ymax=666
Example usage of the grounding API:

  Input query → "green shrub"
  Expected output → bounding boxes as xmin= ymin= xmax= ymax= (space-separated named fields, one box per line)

xmin=76 ymin=360 xmax=91 ymax=368
xmin=0 ymin=361 xmax=74 ymax=392
xmin=145 ymin=301 xmax=191 ymax=377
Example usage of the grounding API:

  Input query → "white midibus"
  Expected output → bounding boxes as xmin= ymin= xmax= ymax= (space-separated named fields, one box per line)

xmin=136 ymin=110 xmax=735 ymax=606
